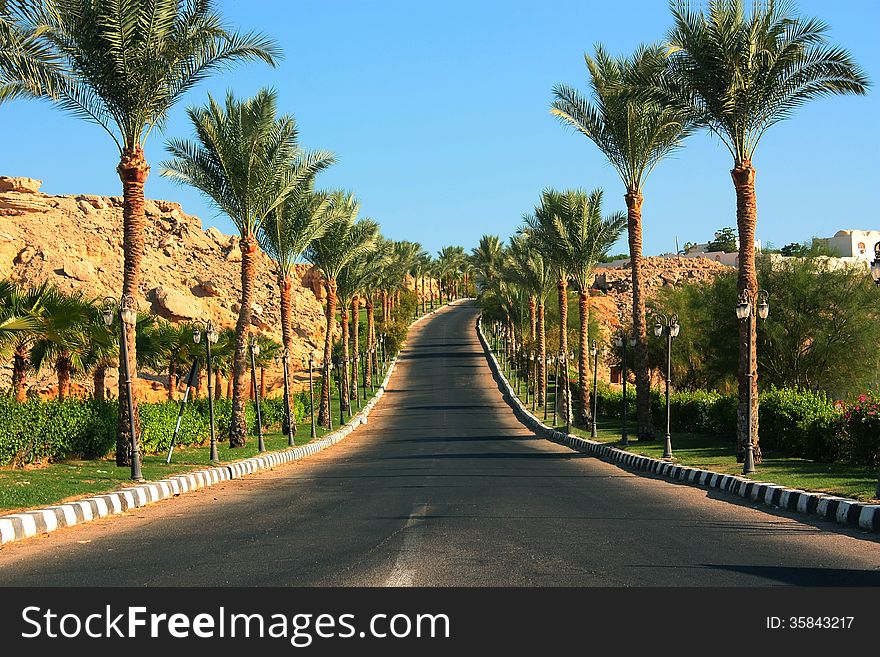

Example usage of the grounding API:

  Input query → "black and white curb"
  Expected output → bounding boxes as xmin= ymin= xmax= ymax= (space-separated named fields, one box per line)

xmin=476 ymin=317 xmax=880 ymax=534
xmin=0 ymin=299 xmax=472 ymax=547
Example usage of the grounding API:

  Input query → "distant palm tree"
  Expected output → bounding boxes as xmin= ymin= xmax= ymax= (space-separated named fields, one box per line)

xmin=7 ymin=0 xmax=278 ymax=463
xmin=649 ymin=0 xmax=869 ymax=460
xmin=141 ymin=320 xmax=194 ymax=401
xmin=471 ymin=235 xmax=505 ymax=296
xmin=259 ymin=181 xmax=336 ymax=357
xmin=505 ymin=233 xmax=554 ymax=405
xmin=162 ymin=89 xmax=333 ymax=447
xmin=525 ymin=189 xmax=626 ymax=425
xmin=306 ymin=201 xmax=378 ymax=426
xmin=552 ymin=44 xmax=693 ymax=440
xmin=359 ymin=238 xmax=393 ymax=388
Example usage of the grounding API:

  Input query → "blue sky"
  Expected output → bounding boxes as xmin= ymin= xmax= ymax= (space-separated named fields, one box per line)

xmin=2 ymin=0 xmax=877 ymax=257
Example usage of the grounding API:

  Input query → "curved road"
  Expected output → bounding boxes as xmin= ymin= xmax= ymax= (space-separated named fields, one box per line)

xmin=0 ymin=302 xmax=878 ymax=586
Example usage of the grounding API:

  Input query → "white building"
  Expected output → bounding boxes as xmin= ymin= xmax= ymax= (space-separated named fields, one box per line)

xmin=816 ymin=230 xmax=880 ymax=262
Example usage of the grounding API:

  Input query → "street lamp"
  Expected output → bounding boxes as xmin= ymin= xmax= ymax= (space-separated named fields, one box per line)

xmin=103 ymin=295 xmax=142 ymax=481
xmin=530 ymin=350 xmax=537 ymax=412
xmin=275 ymin=349 xmax=295 ymax=447
xmin=302 ymin=352 xmax=317 ymax=438
xmin=735 ymin=289 xmax=769 ymax=475
xmin=326 ymin=357 xmax=334 ymax=431
xmin=652 ymin=313 xmax=680 ymax=459
xmin=615 ymin=331 xmax=637 ymax=447
xmin=193 ymin=319 xmax=220 ymax=461
xmin=590 ymin=342 xmax=600 ymax=438
xmin=248 ymin=334 xmax=265 ymax=452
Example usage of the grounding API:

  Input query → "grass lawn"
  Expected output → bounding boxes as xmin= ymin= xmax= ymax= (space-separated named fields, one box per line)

xmin=0 ymin=365 xmax=392 ymax=514
xmin=499 ymin=365 xmax=879 ymax=503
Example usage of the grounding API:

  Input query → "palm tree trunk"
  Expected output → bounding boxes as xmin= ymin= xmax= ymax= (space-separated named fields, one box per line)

xmin=626 ymin=190 xmax=655 ymax=440
xmin=226 ymin=375 xmax=233 ymax=400
xmin=12 ymin=343 xmax=28 ymax=402
xmin=115 ymin=146 xmax=148 ymax=466
xmin=230 ymin=233 xmax=257 ymax=447
xmin=528 ymin=296 xmax=537 ymax=342
xmin=56 ymin=353 xmax=71 ymax=401
xmin=215 ymin=370 xmax=223 ymax=399
xmin=93 ymin=365 xmax=107 ymax=402
xmin=167 ymin=361 xmax=176 ymax=401
xmin=538 ymin=301 xmax=546 ymax=405
xmin=340 ymin=304 xmax=350 ymax=411
xmin=557 ymin=277 xmax=569 ymax=420
xmin=351 ymin=296 xmax=360 ymax=396
xmin=260 ymin=366 xmax=266 ymax=400
xmin=365 ymin=295 xmax=375 ymax=387
xmin=732 ymin=161 xmax=761 ymax=463
xmin=420 ymin=278 xmax=426 ymax=314
xmin=578 ymin=291 xmax=591 ymax=426
xmin=280 ymin=274 xmax=294 ymax=354
xmin=319 ymin=279 xmax=337 ymax=426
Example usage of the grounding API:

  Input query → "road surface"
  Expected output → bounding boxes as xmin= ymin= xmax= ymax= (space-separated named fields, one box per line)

xmin=0 ymin=301 xmax=878 ymax=586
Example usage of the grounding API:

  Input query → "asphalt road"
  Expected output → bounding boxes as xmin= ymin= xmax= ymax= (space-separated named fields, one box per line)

xmin=0 ymin=301 xmax=878 ymax=586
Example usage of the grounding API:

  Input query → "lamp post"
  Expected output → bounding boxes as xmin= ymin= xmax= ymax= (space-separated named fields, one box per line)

xmin=530 ymin=350 xmax=537 ymax=412
xmin=102 ymin=296 xmax=142 ymax=481
xmin=326 ymin=357 xmax=333 ymax=431
xmin=566 ymin=351 xmax=574 ymax=436
xmin=590 ymin=343 xmax=600 ymax=438
xmin=615 ymin=331 xmax=636 ymax=447
xmin=193 ymin=320 xmax=220 ymax=461
xmin=736 ymin=289 xmax=769 ymax=475
xmin=551 ymin=354 xmax=558 ymax=425
xmin=302 ymin=352 xmax=317 ymax=439
xmin=248 ymin=335 xmax=265 ymax=452
xmin=335 ymin=356 xmax=345 ymax=426
xmin=276 ymin=349 xmax=295 ymax=447
xmin=652 ymin=313 xmax=680 ymax=459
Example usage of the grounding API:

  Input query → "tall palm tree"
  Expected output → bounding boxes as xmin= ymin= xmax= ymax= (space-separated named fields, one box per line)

xmin=7 ymin=0 xmax=278 ymax=463
xmin=526 ymin=189 xmax=626 ymax=425
xmin=162 ymin=89 xmax=333 ymax=447
xmin=552 ymin=44 xmax=693 ymax=440
xmin=650 ymin=0 xmax=868 ymax=460
xmin=506 ymin=233 xmax=554 ymax=405
xmin=306 ymin=202 xmax=379 ymax=426
xmin=259 ymin=181 xmax=336 ymax=357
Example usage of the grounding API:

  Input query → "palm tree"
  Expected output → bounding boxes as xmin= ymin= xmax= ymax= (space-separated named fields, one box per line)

xmin=0 ymin=280 xmax=53 ymax=401
xmin=29 ymin=289 xmax=95 ymax=400
xmin=7 ymin=0 xmax=278 ymax=463
xmin=552 ymin=44 xmax=693 ymax=440
xmin=471 ymin=235 xmax=505 ymax=297
xmin=306 ymin=200 xmax=379 ymax=426
xmin=162 ymin=89 xmax=333 ymax=447
xmin=141 ymin=320 xmax=194 ymax=401
xmin=526 ymin=189 xmax=626 ymax=425
xmin=259 ymin=181 xmax=336 ymax=357
xmin=0 ymin=1 xmax=58 ymax=103
xmin=359 ymin=238 xmax=393 ymax=388
xmin=649 ymin=0 xmax=869 ymax=460
xmin=505 ymin=233 xmax=554 ymax=405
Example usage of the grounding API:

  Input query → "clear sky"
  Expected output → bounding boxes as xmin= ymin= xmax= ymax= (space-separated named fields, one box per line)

xmin=1 ymin=0 xmax=877 ymax=257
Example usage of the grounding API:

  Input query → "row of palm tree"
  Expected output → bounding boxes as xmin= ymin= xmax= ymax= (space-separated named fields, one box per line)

xmin=0 ymin=279 xmax=283 ymax=404
xmin=476 ymin=189 xmax=626 ymax=425
xmin=544 ymin=0 xmax=867 ymax=461
xmin=0 ymin=2 xmax=438 ymax=455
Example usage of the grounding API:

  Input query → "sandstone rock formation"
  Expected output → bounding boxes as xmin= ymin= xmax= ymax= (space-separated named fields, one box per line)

xmin=0 ymin=176 xmax=329 ymax=399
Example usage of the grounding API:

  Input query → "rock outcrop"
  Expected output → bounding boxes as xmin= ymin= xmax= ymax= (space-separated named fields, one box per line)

xmin=0 ymin=176 xmax=329 ymax=399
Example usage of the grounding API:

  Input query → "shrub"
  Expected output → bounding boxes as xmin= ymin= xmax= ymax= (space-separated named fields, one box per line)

xmin=843 ymin=392 xmax=880 ymax=467
xmin=759 ymin=387 xmax=846 ymax=461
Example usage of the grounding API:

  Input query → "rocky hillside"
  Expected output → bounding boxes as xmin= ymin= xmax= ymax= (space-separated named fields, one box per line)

xmin=0 ymin=176 xmax=328 ymax=399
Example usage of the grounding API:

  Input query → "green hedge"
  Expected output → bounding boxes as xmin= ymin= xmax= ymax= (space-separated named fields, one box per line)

xmin=571 ymin=381 xmax=874 ymax=466
xmin=0 ymin=391 xmax=313 ymax=467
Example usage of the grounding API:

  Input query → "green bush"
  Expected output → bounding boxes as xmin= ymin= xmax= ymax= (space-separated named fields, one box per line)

xmin=844 ymin=392 xmax=880 ymax=467
xmin=759 ymin=387 xmax=845 ymax=461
